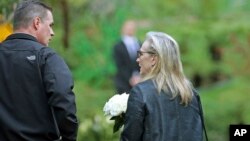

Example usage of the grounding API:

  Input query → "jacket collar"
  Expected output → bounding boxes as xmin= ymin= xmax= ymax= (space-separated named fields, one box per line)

xmin=5 ymin=33 xmax=38 ymax=42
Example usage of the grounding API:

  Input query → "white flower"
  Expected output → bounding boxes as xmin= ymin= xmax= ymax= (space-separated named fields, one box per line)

xmin=103 ymin=92 xmax=129 ymax=117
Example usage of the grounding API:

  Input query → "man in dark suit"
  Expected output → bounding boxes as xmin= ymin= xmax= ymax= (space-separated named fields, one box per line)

xmin=113 ymin=20 xmax=141 ymax=94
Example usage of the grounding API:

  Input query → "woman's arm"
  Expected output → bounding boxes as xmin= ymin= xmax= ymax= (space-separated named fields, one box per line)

xmin=120 ymin=86 xmax=145 ymax=141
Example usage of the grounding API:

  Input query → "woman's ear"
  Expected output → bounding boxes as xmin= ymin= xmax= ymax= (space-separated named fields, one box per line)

xmin=151 ymin=55 xmax=158 ymax=67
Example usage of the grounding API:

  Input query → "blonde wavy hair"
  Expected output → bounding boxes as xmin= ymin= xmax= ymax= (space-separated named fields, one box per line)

xmin=142 ymin=31 xmax=193 ymax=105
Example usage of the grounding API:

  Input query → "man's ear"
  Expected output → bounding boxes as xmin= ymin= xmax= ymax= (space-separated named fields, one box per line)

xmin=33 ymin=17 xmax=41 ymax=30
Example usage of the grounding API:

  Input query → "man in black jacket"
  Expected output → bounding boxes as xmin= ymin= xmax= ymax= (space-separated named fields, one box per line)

xmin=0 ymin=1 xmax=78 ymax=141
xmin=113 ymin=20 xmax=141 ymax=94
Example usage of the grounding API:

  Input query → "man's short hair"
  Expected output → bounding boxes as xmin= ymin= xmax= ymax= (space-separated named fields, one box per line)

xmin=13 ymin=0 xmax=52 ymax=30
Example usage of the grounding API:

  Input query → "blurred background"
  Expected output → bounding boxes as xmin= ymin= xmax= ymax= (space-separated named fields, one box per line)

xmin=1 ymin=0 xmax=250 ymax=140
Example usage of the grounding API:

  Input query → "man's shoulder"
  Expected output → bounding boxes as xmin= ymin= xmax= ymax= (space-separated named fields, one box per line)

xmin=114 ymin=40 xmax=125 ymax=47
xmin=39 ymin=46 xmax=55 ymax=52
xmin=113 ymin=40 xmax=126 ymax=54
xmin=38 ymin=47 xmax=57 ymax=60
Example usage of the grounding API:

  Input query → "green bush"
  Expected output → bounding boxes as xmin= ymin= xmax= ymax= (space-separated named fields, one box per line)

xmin=200 ymin=77 xmax=250 ymax=141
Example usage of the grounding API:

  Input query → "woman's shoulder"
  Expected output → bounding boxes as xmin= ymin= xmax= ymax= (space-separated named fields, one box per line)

xmin=130 ymin=79 xmax=157 ymax=98
xmin=138 ymin=79 xmax=153 ymax=86
xmin=134 ymin=79 xmax=154 ymax=90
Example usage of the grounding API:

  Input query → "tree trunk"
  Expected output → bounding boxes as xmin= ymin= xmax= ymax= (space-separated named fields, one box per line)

xmin=60 ymin=0 xmax=69 ymax=49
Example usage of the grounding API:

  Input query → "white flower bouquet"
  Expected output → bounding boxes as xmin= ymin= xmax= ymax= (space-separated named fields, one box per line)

xmin=103 ymin=92 xmax=129 ymax=133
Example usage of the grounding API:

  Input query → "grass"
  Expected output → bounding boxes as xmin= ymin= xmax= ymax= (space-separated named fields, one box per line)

xmin=199 ymin=76 xmax=250 ymax=141
xmin=74 ymin=80 xmax=116 ymax=120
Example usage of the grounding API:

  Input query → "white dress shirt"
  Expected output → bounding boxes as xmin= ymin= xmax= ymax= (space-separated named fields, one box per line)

xmin=122 ymin=35 xmax=140 ymax=60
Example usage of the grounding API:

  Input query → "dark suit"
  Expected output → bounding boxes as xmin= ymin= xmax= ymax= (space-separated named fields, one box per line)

xmin=113 ymin=39 xmax=140 ymax=94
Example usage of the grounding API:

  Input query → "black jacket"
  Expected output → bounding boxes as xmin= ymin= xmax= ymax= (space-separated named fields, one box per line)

xmin=113 ymin=40 xmax=140 ymax=93
xmin=0 ymin=33 xmax=78 ymax=141
xmin=121 ymin=79 xmax=203 ymax=141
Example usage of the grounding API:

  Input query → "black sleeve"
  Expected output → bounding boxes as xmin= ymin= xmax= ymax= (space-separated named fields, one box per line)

xmin=41 ymin=48 xmax=78 ymax=141
xmin=120 ymin=86 xmax=145 ymax=141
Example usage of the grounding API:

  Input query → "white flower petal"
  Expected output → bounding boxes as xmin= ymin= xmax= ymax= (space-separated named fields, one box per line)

xmin=103 ymin=93 xmax=129 ymax=117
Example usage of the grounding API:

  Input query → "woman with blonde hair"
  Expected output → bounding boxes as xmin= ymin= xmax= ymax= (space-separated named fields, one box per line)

xmin=120 ymin=31 xmax=206 ymax=141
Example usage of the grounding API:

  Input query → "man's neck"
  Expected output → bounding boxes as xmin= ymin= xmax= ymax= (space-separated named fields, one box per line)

xmin=14 ymin=27 xmax=36 ymax=38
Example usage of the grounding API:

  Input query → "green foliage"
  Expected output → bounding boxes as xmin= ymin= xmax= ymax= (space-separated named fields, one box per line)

xmin=200 ymin=77 xmax=250 ymax=141
xmin=74 ymin=80 xmax=120 ymax=141
xmin=77 ymin=115 xmax=121 ymax=141
xmin=0 ymin=0 xmax=17 ymax=22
